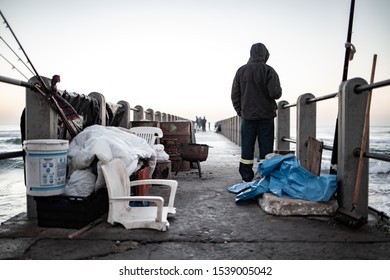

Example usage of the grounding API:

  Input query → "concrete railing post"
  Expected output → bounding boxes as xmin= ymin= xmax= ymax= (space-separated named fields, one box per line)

xmin=228 ymin=117 xmax=233 ymax=143
xmin=25 ymin=76 xmax=58 ymax=218
xmin=26 ymin=76 xmax=58 ymax=140
xmin=337 ymin=77 xmax=369 ymax=220
xmin=220 ymin=116 xmax=241 ymax=146
xmin=161 ymin=113 xmax=167 ymax=122
xmin=276 ymin=100 xmax=290 ymax=152
xmin=223 ymin=119 xmax=227 ymax=139
xmin=133 ymin=105 xmax=144 ymax=121
xmin=225 ymin=118 xmax=230 ymax=144
xmin=89 ymin=92 xmax=106 ymax=126
xmin=88 ymin=92 xmax=106 ymax=126
xmin=145 ymin=108 xmax=154 ymax=121
xmin=296 ymin=93 xmax=316 ymax=169
xmin=155 ymin=111 xmax=162 ymax=122
xmin=235 ymin=116 xmax=241 ymax=146
xmin=117 ymin=100 xmax=131 ymax=128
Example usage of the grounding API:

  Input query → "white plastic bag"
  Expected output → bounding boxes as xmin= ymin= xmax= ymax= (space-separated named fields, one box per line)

xmin=65 ymin=169 xmax=96 ymax=197
xmin=153 ymin=144 xmax=169 ymax=161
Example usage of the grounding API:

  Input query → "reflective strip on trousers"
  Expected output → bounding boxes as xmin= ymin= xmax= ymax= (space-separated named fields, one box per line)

xmin=240 ymin=158 xmax=254 ymax=165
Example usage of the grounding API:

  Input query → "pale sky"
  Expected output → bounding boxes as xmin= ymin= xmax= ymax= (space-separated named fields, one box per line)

xmin=0 ymin=0 xmax=389 ymax=126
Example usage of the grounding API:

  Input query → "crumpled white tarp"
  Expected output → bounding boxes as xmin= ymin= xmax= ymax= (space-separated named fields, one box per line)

xmin=65 ymin=125 xmax=156 ymax=196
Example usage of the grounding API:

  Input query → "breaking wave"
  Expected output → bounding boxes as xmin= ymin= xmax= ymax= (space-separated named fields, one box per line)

xmin=370 ymin=160 xmax=390 ymax=175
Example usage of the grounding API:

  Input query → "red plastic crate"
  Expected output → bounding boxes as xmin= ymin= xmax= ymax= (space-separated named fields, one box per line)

xmin=130 ymin=164 xmax=150 ymax=196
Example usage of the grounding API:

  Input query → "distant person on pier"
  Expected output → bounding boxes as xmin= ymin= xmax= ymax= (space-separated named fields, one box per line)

xmin=195 ymin=116 xmax=199 ymax=131
xmin=231 ymin=42 xmax=282 ymax=182
xmin=214 ymin=122 xmax=221 ymax=133
xmin=202 ymin=116 xmax=207 ymax=131
xmin=196 ymin=116 xmax=202 ymax=131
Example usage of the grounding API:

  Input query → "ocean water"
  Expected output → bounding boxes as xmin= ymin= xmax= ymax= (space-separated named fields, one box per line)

xmin=0 ymin=125 xmax=25 ymax=223
xmin=315 ymin=125 xmax=390 ymax=216
xmin=0 ymin=125 xmax=389 ymax=223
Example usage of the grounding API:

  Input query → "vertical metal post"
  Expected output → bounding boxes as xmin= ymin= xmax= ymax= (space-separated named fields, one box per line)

xmin=25 ymin=76 xmax=58 ymax=219
xmin=337 ymin=77 xmax=369 ymax=220
xmin=276 ymin=100 xmax=290 ymax=152
xmin=296 ymin=93 xmax=316 ymax=169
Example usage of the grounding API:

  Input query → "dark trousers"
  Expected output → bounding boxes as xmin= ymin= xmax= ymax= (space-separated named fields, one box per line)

xmin=239 ymin=118 xmax=274 ymax=181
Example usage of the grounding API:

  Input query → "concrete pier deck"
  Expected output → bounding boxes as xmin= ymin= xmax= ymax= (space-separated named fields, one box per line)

xmin=1 ymin=131 xmax=390 ymax=260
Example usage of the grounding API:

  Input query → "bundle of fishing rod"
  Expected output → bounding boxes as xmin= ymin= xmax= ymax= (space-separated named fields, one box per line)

xmin=0 ymin=10 xmax=82 ymax=140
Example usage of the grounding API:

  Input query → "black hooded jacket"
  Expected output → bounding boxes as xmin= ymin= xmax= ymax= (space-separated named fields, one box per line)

xmin=231 ymin=43 xmax=282 ymax=120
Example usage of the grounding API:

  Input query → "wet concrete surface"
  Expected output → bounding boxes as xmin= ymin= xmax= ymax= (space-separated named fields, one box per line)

xmin=1 ymin=131 xmax=390 ymax=260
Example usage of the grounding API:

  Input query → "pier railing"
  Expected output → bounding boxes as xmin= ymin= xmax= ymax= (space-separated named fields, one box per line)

xmin=0 ymin=75 xmax=189 ymax=143
xmin=0 ymin=75 xmax=190 ymax=161
xmin=217 ymin=77 xmax=390 ymax=222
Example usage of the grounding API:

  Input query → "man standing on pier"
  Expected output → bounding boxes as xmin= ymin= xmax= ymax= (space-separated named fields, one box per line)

xmin=231 ymin=42 xmax=282 ymax=182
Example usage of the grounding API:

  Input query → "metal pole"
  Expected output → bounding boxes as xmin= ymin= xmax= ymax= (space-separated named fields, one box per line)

xmin=0 ymin=75 xmax=34 ymax=89
xmin=342 ymin=0 xmax=356 ymax=82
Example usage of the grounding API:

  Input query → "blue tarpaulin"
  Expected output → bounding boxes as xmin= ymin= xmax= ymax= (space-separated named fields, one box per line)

xmin=228 ymin=154 xmax=337 ymax=203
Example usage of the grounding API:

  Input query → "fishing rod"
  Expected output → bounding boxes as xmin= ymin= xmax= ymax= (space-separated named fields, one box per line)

xmin=0 ymin=52 xmax=30 ymax=81
xmin=0 ymin=9 xmax=81 ymax=139
xmin=0 ymin=34 xmax=35 ymax=77
xmin=330 ymin=0 xmax=356 ymax=175
xmin=342 ymin=0 xmax=356 ymax=82
xmin=0 ymin=10 xmax=48 ymax=92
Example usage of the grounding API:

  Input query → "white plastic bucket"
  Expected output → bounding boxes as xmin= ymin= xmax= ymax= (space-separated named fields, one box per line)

xmin=23 ymin=139 xmax=69 ymax=196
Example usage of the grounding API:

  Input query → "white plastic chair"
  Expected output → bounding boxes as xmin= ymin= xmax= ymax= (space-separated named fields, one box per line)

xmin=101 ymin=158 xmax=177 ymax=231
xmin=129 ymin=126 xmax=163 ymax=147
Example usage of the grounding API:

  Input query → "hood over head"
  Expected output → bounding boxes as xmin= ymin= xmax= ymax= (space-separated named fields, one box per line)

xmin=248 ymin=43 xmax=270 ymax=63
